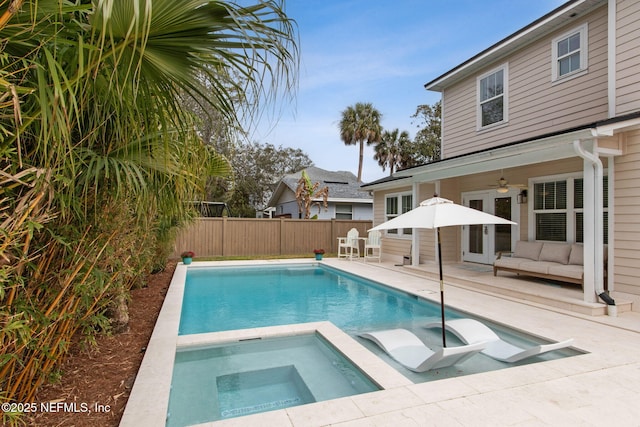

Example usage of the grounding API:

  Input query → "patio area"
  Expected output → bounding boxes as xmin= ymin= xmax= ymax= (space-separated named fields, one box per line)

xmin=275 ymin=258 xmax=640 ymax=426
xmin=122 ymin=257 xmax=640 ymax=426
xmin=397 ymin=259 xmax=633 ymax=318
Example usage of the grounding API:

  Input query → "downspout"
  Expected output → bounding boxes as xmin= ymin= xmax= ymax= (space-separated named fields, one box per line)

xmin=573 ymin=140 xmax=615 ymax=307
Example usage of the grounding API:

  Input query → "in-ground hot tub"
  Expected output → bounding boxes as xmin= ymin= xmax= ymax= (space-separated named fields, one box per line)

xmin=166 ymin=333 xmax=380 ymax=426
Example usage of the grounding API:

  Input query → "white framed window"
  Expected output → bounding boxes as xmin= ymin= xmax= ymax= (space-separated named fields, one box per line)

xmin=477 ymin=64 xmax=508 ymax=129
xmin=533 ymin=180 xmax=567 ymax=241
xmin=530 ymin=172 xmax=607 ymax=243
xmin=335 ymin=204 xmax=353 ymax=220
xmin=385 ymin=192 xmax=413 ymax=237
xmin=552 ymin=24 xmax=588 ymax=82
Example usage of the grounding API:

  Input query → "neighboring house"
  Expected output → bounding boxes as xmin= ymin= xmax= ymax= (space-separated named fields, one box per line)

xmin=268 ymin=166 xmax=373 ymax=220
xmin=363 ymin=0 xmax=640 ymax=310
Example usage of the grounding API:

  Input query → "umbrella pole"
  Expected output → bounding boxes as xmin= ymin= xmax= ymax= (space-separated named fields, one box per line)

xmin=437 ymin=227 xmax=446 ymax=347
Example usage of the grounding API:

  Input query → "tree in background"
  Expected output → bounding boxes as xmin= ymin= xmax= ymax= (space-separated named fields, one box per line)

xmin=295 ymin=170 xmax=329 ymax=219
xmin=409 ymin=101 xmax=442 ymax=166
xmin=374 ymin=128 xmax=412 ymax=176
xmin=339 ymin=102 xmax=383 ymax=182
xmin=0 ymin=0 xmax=298 ymax=411
xmin=216 ymin=142 xmax=313 ymax=217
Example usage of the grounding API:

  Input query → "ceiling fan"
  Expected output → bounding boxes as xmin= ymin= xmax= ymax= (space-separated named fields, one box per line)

xmin=490 ymin=172 xmax=526 ymax=193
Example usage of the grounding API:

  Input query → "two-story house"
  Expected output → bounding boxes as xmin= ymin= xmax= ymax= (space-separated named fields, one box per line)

xmin=362 ymin=0 xmax=640 ymax=311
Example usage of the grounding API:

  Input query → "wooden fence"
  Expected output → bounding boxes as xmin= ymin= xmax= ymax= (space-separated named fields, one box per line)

xmin=172 ymin=218 xmax=373 ymax=258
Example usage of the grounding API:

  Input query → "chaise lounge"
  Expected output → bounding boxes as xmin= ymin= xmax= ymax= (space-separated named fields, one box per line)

xmin=425 ymin=318 xmax=574 ymax=363
xmin=359 ymin=328 xmax=487 ymax=372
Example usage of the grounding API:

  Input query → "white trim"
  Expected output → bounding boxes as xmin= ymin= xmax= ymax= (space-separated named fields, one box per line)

xmin=528 ymin=172 xmax=574 ymax=243
xmin=395 ymin=129 xmax=595 ymax=181
xmin=551 ymin=23 xmax=589 ymax=82
xmin=461 ymin=189 xmax=520 ymax=264
xmin=477 ymin=63 xmax=509 ymax=130
xmin=384 ymin=191 xmax=414 ymax=238
xmin=425 ymin=0 xmax=594 ymax=91
xmin=411 ymin=182 xmax=419 ymax=266
xmin=607 ymin=0 xmax=616 ymax=118
xmin=325 ymin=198 xmax=373 ymax=204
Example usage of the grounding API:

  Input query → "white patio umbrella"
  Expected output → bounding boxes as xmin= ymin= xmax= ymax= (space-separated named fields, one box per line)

xmin=370 ymin=196 xmax=516 ymax=347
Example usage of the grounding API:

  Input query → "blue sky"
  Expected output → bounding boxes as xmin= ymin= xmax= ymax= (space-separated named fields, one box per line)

xmin=252 ymin=0 xmax=566 ymax=183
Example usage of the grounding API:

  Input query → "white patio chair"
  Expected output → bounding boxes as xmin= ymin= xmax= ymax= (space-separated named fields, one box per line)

xmin=364 ymin=230 xmax=382 ymax=263
xmin=337 ymin=228 xmax=360 ymax=260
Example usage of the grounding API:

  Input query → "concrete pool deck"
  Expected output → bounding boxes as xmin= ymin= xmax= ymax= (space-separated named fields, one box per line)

xmin=120 ymin=258 xmax=640 ymax=426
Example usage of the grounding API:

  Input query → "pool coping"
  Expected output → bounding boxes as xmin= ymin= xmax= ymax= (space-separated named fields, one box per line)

xmin=120 ymin=259 xmax=412 ymax=427
xmin=121 ymin=259 xmax=640 ymax=426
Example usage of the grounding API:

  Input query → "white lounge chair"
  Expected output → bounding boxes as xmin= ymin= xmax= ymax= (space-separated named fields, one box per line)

xmin=364 ymin=230 xmax=382 ymax=263
xmin=359 ymin=328 xmax=486 ymax=372
xmin=337 ymin=228 xmax=360 ymax=260
xmin=425 ymin=318 xmax=574 ymax=363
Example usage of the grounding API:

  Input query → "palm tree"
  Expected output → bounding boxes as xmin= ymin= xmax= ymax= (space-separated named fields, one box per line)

xmin=339 ymin=102 xmax=383 ymax=182
xmin=0 ymin=0 xmax=298 ymax=406
xmin=374 ymin=129 xmax=411 ymax=175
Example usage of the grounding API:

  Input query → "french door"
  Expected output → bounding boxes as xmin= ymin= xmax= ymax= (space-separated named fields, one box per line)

xmin=462 ymin=190 xmax=518 ymax=264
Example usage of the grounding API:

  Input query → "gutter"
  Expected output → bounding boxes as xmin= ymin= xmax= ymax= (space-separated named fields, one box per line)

xmin=572 ymin=140 xmax=615 ymax=307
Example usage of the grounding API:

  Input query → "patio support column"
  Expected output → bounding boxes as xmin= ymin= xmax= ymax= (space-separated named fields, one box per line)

xmin=412 ymin=181 xmax=420 ymax=266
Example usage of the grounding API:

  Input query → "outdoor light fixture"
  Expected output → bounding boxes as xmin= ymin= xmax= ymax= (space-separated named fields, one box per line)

xmin=517 ymin=190 xmax=528 ymax=204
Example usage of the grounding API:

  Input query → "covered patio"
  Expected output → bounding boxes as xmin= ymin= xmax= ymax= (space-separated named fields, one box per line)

xmin=395 ymin=259 xmax=632 ymax=317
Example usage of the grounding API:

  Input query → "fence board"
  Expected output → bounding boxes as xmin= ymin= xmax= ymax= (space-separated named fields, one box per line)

xmin=172 ymin=218 xmax=373 ymax=258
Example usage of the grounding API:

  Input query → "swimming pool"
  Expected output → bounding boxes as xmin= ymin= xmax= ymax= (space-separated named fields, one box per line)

xmin=120 ymin=260 xmax=583 ymax=426
xmin=180 ymin=263 xmax=580 ymax=383
xmin=180 ymin=264 xmax=442 ymax=335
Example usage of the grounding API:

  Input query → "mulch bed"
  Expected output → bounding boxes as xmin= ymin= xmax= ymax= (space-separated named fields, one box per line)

xmin=27 ymin=261 xmax=176 ymax=427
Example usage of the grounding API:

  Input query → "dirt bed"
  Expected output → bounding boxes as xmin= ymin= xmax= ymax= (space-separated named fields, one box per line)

xmin=27 ymin=261 xmax=176 ymax=427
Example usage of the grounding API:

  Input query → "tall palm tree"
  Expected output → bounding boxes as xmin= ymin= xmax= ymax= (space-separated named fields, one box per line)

xmin=0 ymin=0 xmax=298 ymax=406
xmin=374 ymin=128 xmax=411 ymax=175
xmin=339 ymin=102 xmax=382 ymax=182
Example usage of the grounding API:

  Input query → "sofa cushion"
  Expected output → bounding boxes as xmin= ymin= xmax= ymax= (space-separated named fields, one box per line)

xmin=494 ymin=257 xmax=528 ymax=270
xmin=539 ymin=243 xmax=571 ymax=264
xmin=513 ymin=241 xmax=544 ymax=261
xmin=518 ymin=261 xmax=557 ymax=275
xmin=568 ymin=244 xmax=583 ymax=265
xmin=548 ymin=264 xmax=583 ymax=280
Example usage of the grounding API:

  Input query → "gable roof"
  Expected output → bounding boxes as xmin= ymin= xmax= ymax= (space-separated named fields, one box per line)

xmin=425 ymin=0 xmax=606 ymax=92
xmin=268 ymin=166 xmax=372 ymax=207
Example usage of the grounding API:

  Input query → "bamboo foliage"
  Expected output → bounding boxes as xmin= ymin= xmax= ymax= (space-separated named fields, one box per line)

xmin=0 ymin=0 xmax=298 ymax=419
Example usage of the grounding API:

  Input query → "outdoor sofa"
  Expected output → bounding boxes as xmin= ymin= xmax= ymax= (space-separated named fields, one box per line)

xmin=493 ymin=241 xmax=606 ymax=288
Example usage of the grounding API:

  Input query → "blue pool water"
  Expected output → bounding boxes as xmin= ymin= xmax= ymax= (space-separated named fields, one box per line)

xmin=167 ymin=334 xmax=379 ymax=426
xmin=178 ymin=263 xmax=580 ymax=383
xmin=180 ymin=264 xmax=445 ymax=336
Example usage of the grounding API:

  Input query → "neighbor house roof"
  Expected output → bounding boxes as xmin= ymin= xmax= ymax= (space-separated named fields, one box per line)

xmin=268 ymin=166 xmax=372 ymax=207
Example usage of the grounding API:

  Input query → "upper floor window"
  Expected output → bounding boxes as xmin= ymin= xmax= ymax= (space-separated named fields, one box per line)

xmin=552 ymin=24 xmax=588 ymax=82
xmin=477 ymin=64 xmax=507 ymax=129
